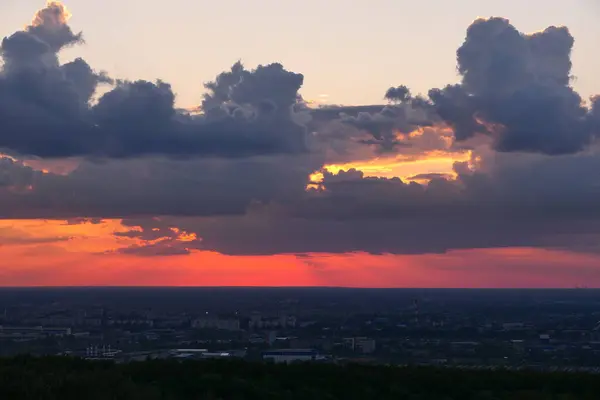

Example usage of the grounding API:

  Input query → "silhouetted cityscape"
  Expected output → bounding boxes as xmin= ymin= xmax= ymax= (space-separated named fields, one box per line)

xmin=2 ymin=288 xmax=600 ymax=372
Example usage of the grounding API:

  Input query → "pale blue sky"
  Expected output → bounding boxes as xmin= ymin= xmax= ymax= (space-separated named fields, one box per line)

xmin=2 ymin=0 xmax=599 ymax=107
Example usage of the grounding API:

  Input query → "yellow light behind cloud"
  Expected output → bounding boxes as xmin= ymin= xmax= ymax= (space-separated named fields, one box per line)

xmin=308 ymin=150 xmax=471 ymax=189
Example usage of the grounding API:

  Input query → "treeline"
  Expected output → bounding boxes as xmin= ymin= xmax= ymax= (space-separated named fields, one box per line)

xmin=0 ymin=356 xmax=599 ymax=399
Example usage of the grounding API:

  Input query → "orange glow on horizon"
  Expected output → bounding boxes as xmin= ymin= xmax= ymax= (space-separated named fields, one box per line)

xmin=1 ymin=244 xmax=599 ymax=288
xmin=1 ymin=219 xmax=600 ymax=288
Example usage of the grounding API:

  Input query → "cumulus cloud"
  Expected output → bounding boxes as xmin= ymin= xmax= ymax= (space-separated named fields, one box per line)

xmin=428 ymin=18 xmax=596 ymax=155
xmin=324 ymin=18 xmax=598 ymax=157
xmin=308 ymin=103 xmax=443 ymax=158
xmin=27 ymin=1 xmax=83 ymax=52
xmin=384 ymin=85 xmax=411 ymax=103
xmin=0 ymin=4 xmax=309 ymax=159
xmin=61 ymin=58 xmax=113 ymax=105
xmin=1 ymin=4 xmax=597 ymax=160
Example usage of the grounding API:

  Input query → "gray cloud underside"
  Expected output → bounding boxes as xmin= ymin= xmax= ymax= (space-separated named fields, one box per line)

xmin=3 ymin=146 xmax=600 ymax=255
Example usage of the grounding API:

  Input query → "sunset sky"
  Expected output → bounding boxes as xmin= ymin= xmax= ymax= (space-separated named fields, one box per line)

xmin=2 ymin=1 xmax=600 ymax=287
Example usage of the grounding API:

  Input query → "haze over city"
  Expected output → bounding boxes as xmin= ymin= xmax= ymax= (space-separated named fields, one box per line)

xmin=2 ymin=0 xmax=600 ymax=287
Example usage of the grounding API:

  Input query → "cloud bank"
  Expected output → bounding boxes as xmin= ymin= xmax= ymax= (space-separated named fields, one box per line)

xmin=2 ymin=2 xmax=600 ymax=258
xmin=0 ymin=3 xmax=308 ymax=159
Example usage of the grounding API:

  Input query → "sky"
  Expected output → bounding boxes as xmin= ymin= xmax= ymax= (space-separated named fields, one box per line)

xmin=2 ymin=1 xmax=600 ymax=287
xmin=2 ymin=0 xmax=600 ymax=107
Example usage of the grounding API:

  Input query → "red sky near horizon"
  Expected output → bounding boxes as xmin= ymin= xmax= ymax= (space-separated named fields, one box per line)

xmin=1 ymin=218 xmax=600 ymax=288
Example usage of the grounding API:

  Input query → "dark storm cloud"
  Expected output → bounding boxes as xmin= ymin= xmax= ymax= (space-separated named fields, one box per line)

xmin=0 ymin=158 xmax=33 ymax=188
xmin=0 ymin=152 xmax=321 ymax=219
xmin=384 ymin=85 xmax=411 ymax=103
xmin=331 ymin=18 xmax=598 ymax=156
xmin=118 ymin=243 xmax=192 ymax=257
xmin=116 ymin=194 xmax=600 ymax=256
xmin=310 ymin=102 xmax=439 ymax=154
xmin=117 ymin=148 xmax=600 ymax=256
xmin=3 ymin=143 xmax=600 ymax=256
xmin=0 ymin=3 xmax=110 ymax=158
xmin=201 ymin=61 xmax=304 ymax=120
xmin=590 ymin=96 xmax=600 ymax=130
xmin=3 ymin=4 xmax=594 ymax=160
xmin=338 ymin=106 xmax=414 ymax=152
xmin=73 ymin=138 xmax=600 ymax=257
xmin=0 ymin=4 xmax=309 ymax=159
xmin=1 ymin=31 xmax=53 ymax=71
xmin=61 ymin=58 xmax=113 ymax=105
xmin=148 ymin=216 xmax=575 ymax=256
xmin=428 ymin=18 xmax=596 ymax=155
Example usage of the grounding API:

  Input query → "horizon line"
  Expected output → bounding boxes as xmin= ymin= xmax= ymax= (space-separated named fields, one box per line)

xmin=0 ymin=286 xmax=594 ymax=290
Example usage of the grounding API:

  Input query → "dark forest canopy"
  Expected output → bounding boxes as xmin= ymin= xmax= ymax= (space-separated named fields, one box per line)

xmin=0 ymin=357 xmax=599 ymax=399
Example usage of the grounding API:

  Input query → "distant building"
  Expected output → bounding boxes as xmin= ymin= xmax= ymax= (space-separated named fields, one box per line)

xmin=154 ymin=317 xmax=188 ymax=328
xmin=249 ymin=312 xmax=296 ymax=330
xmin=85 ymin=345 xmax=121 ymax=360
xmin=356 ymin=338 xmax=376 ymax=354
xmin=502 ymin=323 xmax=525 ymax=331
xmin=107 ymin=319 xmax=153 ymax=327
xmin=168 ymin=348 xmax=209 ymax=359
xmin=0 ymin=326 xmax=71 ymax=338
xmin=267 ymin=330 xmax=278 ymax=346
xmin=192 ymin=318 xmax=240 ymax=331
xmin=262 ymin=349 xmax=322 ymax=364
xmin=344 ymin=337 xmax=376 ymax=354
xmin=248 ymin=334 xmax=265 ymax=344
xmin=201 ymin=350 xmax=246 ymax=359
xmin=249 ymin=312 xmax=262 ymax=329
